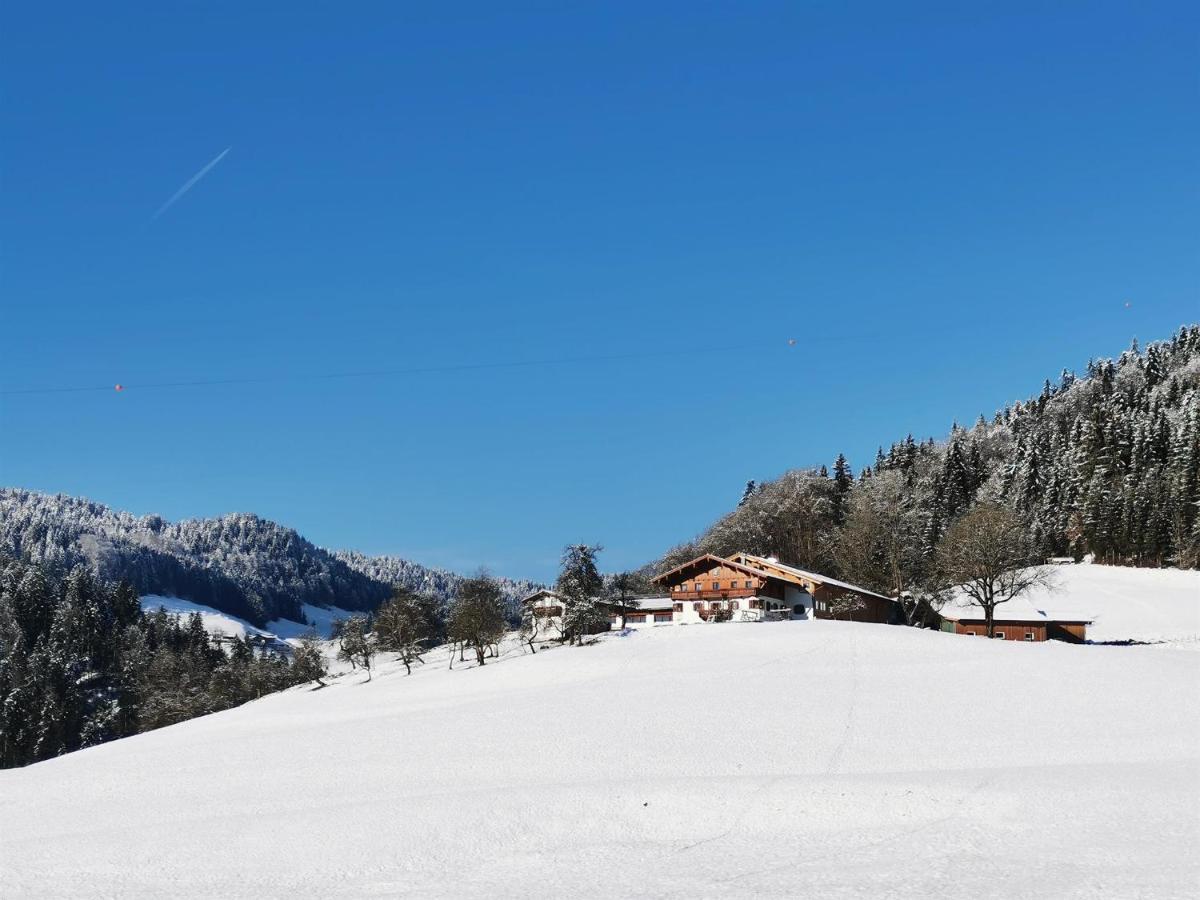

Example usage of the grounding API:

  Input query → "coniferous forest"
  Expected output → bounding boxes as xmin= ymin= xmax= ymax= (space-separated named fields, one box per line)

xmin=0 ymin=557 xmax=324 ymax=769
xmin=0 ymin=492 xmax=541 ymax=626
xmin=660 ymin=326 xmax=1200 ymax=592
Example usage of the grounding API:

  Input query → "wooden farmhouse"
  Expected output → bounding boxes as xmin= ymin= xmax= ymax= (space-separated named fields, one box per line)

xmin=522 ymin=552 xmax=897 ymax=636
xmin=653 ymin=553 xmax=896 ymax=623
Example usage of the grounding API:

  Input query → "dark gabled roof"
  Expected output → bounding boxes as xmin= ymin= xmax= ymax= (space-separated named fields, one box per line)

xmin=650 ymin=553 xmax=775 ymax=584
xmin=520 ymin=589 xmax=561 ymax=605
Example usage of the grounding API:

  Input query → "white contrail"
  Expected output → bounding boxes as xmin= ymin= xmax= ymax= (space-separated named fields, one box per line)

xmin=151 ymin=146 xmax=232 ymax=220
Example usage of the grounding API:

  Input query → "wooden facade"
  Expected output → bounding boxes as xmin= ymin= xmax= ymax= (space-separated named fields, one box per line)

xmin=945 ymin=621 xmax=1048 ymax=641
xmin=810 ymin=584 xmax=896 ymax=624
xmin=1048 ymin=622 xmax=1089 ymax=643
xmin=655 ymin=555 xmax=773 ymax=601
xmin=942 ymin=618 xmax=1090 ymax=643
xmin=732 ymin=553 xmax=896 ymax=624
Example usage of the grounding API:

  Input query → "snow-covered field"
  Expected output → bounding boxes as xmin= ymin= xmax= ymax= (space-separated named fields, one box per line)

xmin=139 ymin=595 xmax=275 ymax=639
xmin=140 ymin=596 xmax=354 ymax=641
xmin=1028 ymin=564 xmax=1200 ymax=644
xmin=2 ymin=621 xmax=1197 ymax=898
xmin=267 ymin=602 xmax=357 ymax=640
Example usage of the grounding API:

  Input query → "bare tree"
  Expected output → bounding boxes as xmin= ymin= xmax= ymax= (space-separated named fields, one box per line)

xmin=291 ymin=630 xmax=329 ymax=687
xmin=935 ymin=503 xmax=1053 ymax=638
xmin=607 ymin=571 xmax=643 ymax=630
xmin=518 ymin=601 xmax=544 ymax=653
xmin=834 ymin=470 xmax=924 ymax=598
xmin=337 ymin=615 xmax=375 ymax=681
xmin=827 ymin=592 xmax=868 ymax=621
xmin=374 ymin=587 xmax=439 ymax=675
xmin=447 ymin=572 xmax=507 ymax=666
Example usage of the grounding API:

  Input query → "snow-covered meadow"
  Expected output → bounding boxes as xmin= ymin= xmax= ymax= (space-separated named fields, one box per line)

xmin=1028 ymin=563 xmax=1200 ymax=644
xmin=140 ymin=595 xmax=355 ymax=641
xmin=2 ymin=614 xmax=1197 ymax=898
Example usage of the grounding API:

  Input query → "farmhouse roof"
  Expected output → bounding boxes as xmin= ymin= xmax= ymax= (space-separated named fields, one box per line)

xmin=650 ymin=553 xmax=776 ymax=584
xmin=732 ymin=553 xmax=895 ymax=603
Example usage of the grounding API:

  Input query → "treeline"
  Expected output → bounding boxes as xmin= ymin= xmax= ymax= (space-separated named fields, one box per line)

xmin=660 ymin=325 xmax=1200 ymax=592
xmin=337 ymin=548 xmax=616 ymax=677
xmin=0 ymin=557 xmax=325 ymax=769
xmin=0 ymin=491 xmax=542 ymax=626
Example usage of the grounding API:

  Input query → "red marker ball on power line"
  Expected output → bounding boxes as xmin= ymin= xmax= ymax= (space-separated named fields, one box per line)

xmin=114 ymin=384 xmax=125 ymax=392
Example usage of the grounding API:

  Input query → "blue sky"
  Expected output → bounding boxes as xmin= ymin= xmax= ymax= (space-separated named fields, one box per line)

xmin=2 ymin=1 xmax=1196 ymax=582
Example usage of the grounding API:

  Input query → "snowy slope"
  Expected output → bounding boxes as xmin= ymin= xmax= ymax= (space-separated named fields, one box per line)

xmin=140 ymin=595 xmax=276 ymax=640
xmin=1 ymin=622 xmax=1197 ymax=898
xmin=141 ymin=596 xmax=353 ymax=641
xmin=266 ymin=602 xmax=357 ymax=640
xmin=1026 ymin=563 xmax=1200 ymax=644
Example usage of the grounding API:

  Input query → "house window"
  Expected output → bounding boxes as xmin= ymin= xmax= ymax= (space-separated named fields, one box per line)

xmin=745 ymin=580 xmax=753 ymax=589
xmin=712 ymin=582 xmax=719 ymax=590
xmin=653 ymin=612 xmax=672 ymax=623
xmin=1025 ymin=632 xmax=1036 ymax=641
xmin=692 ymin=602 xmax=701 ymax=611
xmin=627 ymin=614 xmax=646 ymax=624
xmin=965 ymin=630 xmax=976 ymax=636
xmin=993 ymin=632 xmax=1006 ymax=639
xmin=694 ymin=583 xmax=702 ymax=592
xmin=673 ymin=602 xmax=682 ymax=612
xmin=731 ymin=601 xmax=739 ymax=610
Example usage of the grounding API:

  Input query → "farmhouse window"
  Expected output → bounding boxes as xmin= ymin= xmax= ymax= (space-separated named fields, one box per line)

xmin=731 ymin=601 xmax=739 ymax=610
xmin=694 ymin=583 xmax=702 ymax=592
xmin=965 ymin=630 xmax=976 ymax=636
xmin=692 ymin=602 xmax=701 ymax=611
xmin=1024 ymin=632 xmax=1035 ymax=641
xmin=745 ymin=580 xmax=753 ymax=589
xmin=673 ymin=603 xmax=682 ymax=612
xmin=711 ymin=582 xmax=719 ymax=590
xmin=993 ymin=632 xmax=1006 ymax=639
xmin=653 ymin=612 xmax=672 ymax=623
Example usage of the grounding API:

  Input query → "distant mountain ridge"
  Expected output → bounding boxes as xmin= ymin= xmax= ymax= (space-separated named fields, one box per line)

xmin=0 ymin=489 xmax=542 ymax=625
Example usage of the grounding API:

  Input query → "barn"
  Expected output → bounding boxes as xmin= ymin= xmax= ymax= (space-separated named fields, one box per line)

xmin=938 ymin=592 xmax=1092 ymax=642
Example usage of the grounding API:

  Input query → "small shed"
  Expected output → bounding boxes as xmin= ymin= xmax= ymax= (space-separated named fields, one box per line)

xmin=939 ymin=592 xmax=1091 ymax=642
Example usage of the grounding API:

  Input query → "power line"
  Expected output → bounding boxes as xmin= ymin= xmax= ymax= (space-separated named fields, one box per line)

xmin=1 ymin=342 xmax=792 ymax=397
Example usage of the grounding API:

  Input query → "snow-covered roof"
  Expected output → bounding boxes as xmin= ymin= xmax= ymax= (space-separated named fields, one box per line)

xmin=520 ymin=589 xmax=561 ymax=604
xmin=630 ymin=597 xmax=673 ymax=612
xmin=736 ymin=554 xmax=895 ymax=602
xmin=520 ymin=590 xmax=672 ymax=612
xmin=938 ymin=589 xmax=1052 ymax=623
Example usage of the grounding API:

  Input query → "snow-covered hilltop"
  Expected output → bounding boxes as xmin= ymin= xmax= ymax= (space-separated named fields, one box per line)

xmin=1016 ymin=562 xmax=1200 ymax=644
xmin=0 ymin=489 xmax=542 ymax=624
xmin=1 ymin=620 xmax=1196 ymax=898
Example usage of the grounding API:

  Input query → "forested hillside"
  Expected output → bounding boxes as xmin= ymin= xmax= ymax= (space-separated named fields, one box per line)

xmin=0 ymin=558 xmax=326 ymax=768
xmin=660 ymin=325 xmax=1200 ymax=592
xmin=0 ymin=492 xmax=540 ymax=625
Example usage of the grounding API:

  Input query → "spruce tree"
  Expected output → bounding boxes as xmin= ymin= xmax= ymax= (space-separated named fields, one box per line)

xmin=557 ymin=545 xmax=608 ymax=645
